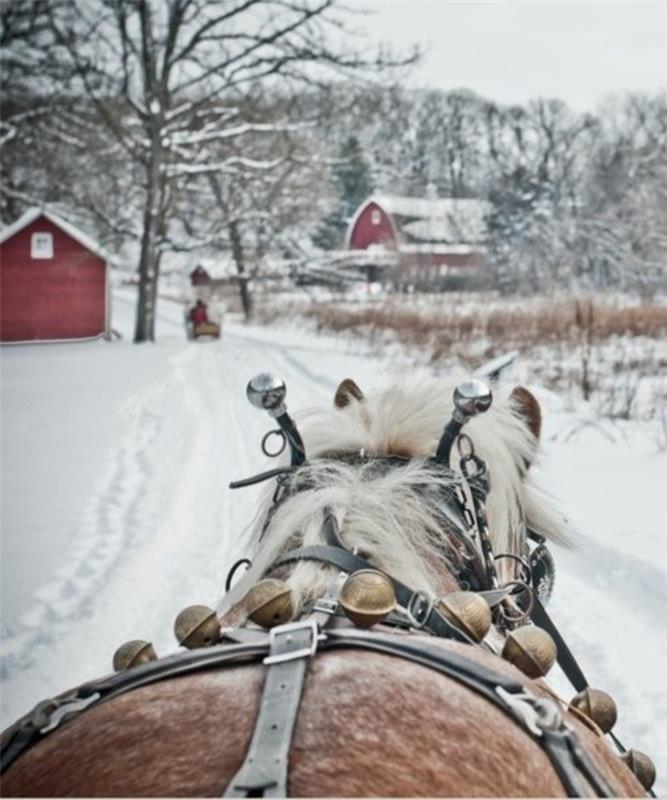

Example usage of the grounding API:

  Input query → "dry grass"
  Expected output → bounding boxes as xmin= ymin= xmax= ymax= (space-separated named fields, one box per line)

xmin=258 ymin=293 xmax=667 ymax=426
xmin=263 ymin=297 xmax=667 ymax=363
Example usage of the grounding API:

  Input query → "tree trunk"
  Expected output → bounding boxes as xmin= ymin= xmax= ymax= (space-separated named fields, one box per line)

xmin=134 ymin=212 xmax=156 ymax=342
xmin=134 ymin=153 xmax=164 ymax=343
xmin=228 ymin=218 xmax=252 ymax=321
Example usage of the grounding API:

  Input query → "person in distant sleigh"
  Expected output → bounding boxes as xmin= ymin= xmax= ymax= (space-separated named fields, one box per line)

xmin=189 ymin=299 xmax=209 ymax=326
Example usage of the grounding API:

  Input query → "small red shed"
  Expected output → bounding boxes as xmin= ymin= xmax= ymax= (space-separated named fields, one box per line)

xmin=346 ymin=194 xmax=489 ymax=271
xmin=189 ymin=265 xmax=212 ymax=286
xmin=0 ymin=208 xmax=110 ymax=342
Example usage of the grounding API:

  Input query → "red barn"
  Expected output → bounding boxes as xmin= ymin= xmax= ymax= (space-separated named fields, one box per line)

xmin=0 ymin=208 xmax=110 ymax=343
xmin=189 ymin=265 xmax=212 ymax=286
xmin=346 ymin=194 xmax=489 ymax=272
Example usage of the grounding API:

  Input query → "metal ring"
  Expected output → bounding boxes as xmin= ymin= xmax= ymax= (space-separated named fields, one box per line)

xmin=498 ymin=580 xmax=534 ymax=623
xmin=225 ymin=558 xmax=252 ymax=593
xmin=457 ymin=433 xmax=475 ymax=459
xmin=405 ymin=591 xmax=434 ymax=628
xmin=262 ymin=429 xmax=287 ymax=458
xmin=494 ymin=553 xmax=531 ymax=584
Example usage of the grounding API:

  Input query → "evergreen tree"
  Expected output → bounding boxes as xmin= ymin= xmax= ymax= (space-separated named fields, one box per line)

xmin=313 ymin=135 xmax=374 ymax=250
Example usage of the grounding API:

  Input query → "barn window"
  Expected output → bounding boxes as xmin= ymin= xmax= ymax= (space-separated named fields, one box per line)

xmin=371 ymin=209 xmax=382 ymax=226
xmin=31 ymin=232 xmax=53 ymax=259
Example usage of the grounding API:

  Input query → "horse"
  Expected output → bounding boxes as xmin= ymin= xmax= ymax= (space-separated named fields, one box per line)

xmin=1 ymin=374 xmax=655 ymax=797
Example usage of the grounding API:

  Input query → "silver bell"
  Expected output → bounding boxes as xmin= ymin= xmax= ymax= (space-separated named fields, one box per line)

xmin=246 ymin=373 xmax=286 ymax=413
xmin=453 ymin=380 xmax=493 ymax=419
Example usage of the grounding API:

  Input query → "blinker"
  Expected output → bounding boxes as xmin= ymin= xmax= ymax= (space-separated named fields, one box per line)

xmin=501 ymin=625 xmax=557 ymax=678
xmin=112 ymin=639 xmax=157 ymax=672
xmin=339 ymin=569 xmax=396 ymax=628
xmin=245 ymin=578 xmax=294 ymax=628
xmin=174 ymin=605 xmax=221 ymax=649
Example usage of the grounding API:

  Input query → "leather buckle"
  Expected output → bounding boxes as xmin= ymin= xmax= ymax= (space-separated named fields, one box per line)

xmin=263 ymin=620 xmax=324 ymax=665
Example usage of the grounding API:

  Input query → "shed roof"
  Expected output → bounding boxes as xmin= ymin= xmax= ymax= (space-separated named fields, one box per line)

xmin=361 ymin=195 xmax=489 ymax=244
xmin=0 ymin=207 xmax=108 ymax=261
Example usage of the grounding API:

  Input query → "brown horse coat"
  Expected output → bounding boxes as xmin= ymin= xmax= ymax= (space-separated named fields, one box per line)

xmin=2 ymin=636 xmax=643 ymax=798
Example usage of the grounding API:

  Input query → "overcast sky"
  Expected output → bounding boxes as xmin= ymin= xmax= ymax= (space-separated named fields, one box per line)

xmin=354 ymin=1 xmax=666 ymax=111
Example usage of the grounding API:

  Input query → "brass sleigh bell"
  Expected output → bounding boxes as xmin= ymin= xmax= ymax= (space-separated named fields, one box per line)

xmin=501 ymin=625 xmax=557 ymax=678
xmin=621 ymin=749 xmax=656 ymax=792
xmin=569 ymin=688 xmax=617 ymax=734
xmin=339 ymin=569 xmax=396 ymax=628
xmin=245 ymin=578 xmax=294 ymax=628
xmin=438 ymin=591 xmax=492 ymax=643
xmin=112 ymin=639 xmax=157 ymax=672
xmin=174 ymin=604 xmax=221 ymax=649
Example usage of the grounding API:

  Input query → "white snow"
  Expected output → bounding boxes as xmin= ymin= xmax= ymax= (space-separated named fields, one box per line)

xmin=1 ymin=290 xmax=664 ymax=792
xmin=373 ymin=195 xmax=489 ymax=242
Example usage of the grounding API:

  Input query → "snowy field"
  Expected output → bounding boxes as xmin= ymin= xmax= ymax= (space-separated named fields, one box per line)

xmin=1 ymin=289 xmax=665 ymax=791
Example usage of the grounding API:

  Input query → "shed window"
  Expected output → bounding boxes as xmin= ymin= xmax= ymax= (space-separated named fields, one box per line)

xmin=31 ymin=232 xmax=53 ymax=259
xmin=371 ymin=209 xmax=382 ymax=226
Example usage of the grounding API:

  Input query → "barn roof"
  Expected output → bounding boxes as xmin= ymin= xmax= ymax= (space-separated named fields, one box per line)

xmin=357 ymin=195 xmax=489 ymax=245
xmin=0 ymin=207 xmax=108 ymax=261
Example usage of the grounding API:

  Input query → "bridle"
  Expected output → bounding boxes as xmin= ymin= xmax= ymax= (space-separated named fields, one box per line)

xmin=219 ymin=374 xmax=644 ymax=797
xmin=229 ymin=386 xmax=554 ymax=616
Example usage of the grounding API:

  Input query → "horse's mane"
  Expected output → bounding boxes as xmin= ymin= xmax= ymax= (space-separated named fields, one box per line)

xmin=221 ymin=376 xmax=572 ymax=620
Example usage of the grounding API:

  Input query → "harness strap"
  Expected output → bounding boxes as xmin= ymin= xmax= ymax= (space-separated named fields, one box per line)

xmin=1 ymin=627 xmax=614 ymax=798
xmin=0 ymin=640 xmax=267 ymax=775
xmin=530 ymin=595 xmax=588 ymax=693
xmin=225 ymin=621 xmax=320 ymax=798
xmin=274 ymin=544 xmax=475 ymax=645
xmin=542 ymin=728 xmax=592 ymax=797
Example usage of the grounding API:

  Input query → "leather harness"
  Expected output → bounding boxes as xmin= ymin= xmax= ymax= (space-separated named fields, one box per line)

xmin=0 ymin=456 xmax=643 ymax=797
xmin=1 ymin=620 xmax=614 ymax=798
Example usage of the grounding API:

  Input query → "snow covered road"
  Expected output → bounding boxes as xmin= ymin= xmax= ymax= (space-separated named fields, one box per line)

xmin=0 ymin=292 xmax=387 ymax=723
xmin=1 ymin=290 xmax=665 ymax=791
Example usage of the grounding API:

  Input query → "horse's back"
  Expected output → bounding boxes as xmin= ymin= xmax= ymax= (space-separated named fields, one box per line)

xmin=2 ymin=640 xmax=642 ymax=797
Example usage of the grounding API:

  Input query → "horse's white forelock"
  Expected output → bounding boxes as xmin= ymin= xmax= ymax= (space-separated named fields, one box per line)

xmin=220 ymin=375 xmax=572 ymax=618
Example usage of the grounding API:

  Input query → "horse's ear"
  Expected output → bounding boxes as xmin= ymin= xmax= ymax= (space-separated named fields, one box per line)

xmin=335 ymin=378 xmax=365 ymax=409
xmin=510 ymin=386 xmax=541 ymax=441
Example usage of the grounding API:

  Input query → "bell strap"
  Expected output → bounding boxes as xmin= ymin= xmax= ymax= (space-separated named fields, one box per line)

xmin=1 ymin=627 xmax=612 ymax=798
xmin=528 ymin=597 xmax=654 ymax=796
xmin=0 ymin=640 xmax=268 ymax=775
xmin=542 ymin=727 xmax=607 ymax=798
xmin=290 ymin=628 xmax=614 ymax=799
xmin=273 ymin=544 xmax=475 ymax=645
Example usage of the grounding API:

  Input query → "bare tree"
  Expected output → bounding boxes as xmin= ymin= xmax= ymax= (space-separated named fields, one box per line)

xmin=12 ymin=0 xmax=414 ymax=341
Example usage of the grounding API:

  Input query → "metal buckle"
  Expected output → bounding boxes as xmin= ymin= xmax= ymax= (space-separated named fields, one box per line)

xmin=263 ymin=619 xmax=324 ymax=665
xmin=405 ymin=591 xmax=434 ymax=628
xmin=312 ymin=572 xmax=347 ymax=616
xmin=313 ymin=596 xmax=338 ymax=615
xmin=32 ymin=692 xmax=100 ymax=733
xmin=496 ymin=687 xmax=563 ymax=738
